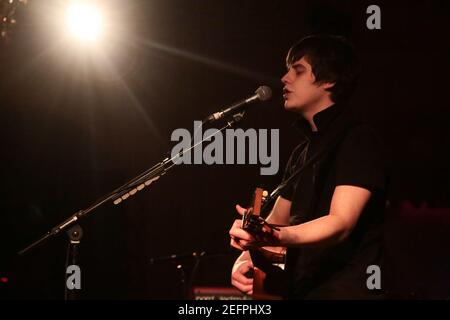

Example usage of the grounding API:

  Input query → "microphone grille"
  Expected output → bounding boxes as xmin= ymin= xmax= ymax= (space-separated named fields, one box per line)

xmin=255 ymin=85 xmax=272 ymax=101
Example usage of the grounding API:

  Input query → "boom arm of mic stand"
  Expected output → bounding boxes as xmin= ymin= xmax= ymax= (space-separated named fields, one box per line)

xmin=18 ymin=113 xmax=245 ymax=256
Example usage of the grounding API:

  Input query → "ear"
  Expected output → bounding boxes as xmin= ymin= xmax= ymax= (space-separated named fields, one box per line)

xmin=321 ymin=82 xmax=335 ymax=90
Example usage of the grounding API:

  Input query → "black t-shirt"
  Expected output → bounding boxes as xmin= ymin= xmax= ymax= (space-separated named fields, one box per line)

xmin=280 ymin=104 xmax=387 ymax=299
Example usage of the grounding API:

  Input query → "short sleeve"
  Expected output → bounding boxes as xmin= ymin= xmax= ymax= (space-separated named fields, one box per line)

xmin=335 ymin=124 xmax=386 ymax=193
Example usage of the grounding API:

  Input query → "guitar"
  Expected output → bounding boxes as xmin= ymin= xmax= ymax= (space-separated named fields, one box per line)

xmin=242 ymin=187 xmax=287 ymax=299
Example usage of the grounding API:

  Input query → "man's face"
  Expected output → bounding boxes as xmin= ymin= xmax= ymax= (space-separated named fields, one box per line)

xmin=281 ymin=56 xmax=331 ymax=113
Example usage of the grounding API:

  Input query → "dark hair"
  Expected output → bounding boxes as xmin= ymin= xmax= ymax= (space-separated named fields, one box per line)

xmin=286 ymin=35 xmax=360 ymax=103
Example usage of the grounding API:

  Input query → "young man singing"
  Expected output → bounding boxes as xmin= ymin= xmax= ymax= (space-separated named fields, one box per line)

xmin=229 ymin=35 xmax=387 ymax=299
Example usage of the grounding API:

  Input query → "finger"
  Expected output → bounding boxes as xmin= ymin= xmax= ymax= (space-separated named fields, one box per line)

xmin=239 ymin=260 xmax=254 ymax=271
xmin=230 ymin=238 xmax=246 ymax=251
xmin=233 ymin=259 xmax=253 ymax=273
xmin=232 ymin=219 xmax=243 ymax=228
xmin=232 ymin=271 xmax=253 ymax=285
xmin=230 ymin=236 xmax=253 ymax=248
xmin=235 ymin=204 xmax=247 ymax=216
xmin=229 ymin=228 xmax=252 ymax=241
xmin=232 ymin=239 xmax=252 ymax=251
xmin=230 ymin=237 xmax=252 ymax=251
xmin=231 ymin=280 xmax=253 ymax=294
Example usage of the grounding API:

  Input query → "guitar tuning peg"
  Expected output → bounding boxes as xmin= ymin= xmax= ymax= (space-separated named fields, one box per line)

xmin=262 ymin=190 xmax=269 ymax=201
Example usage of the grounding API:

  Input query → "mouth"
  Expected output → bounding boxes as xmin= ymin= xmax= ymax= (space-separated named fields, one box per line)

xmin=282 ymin=87 xmax=292 ymax=99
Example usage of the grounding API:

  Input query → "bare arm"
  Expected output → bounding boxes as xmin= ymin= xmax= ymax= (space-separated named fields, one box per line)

xmin=278 ymin=185 xmax=371 ymax=247
xmin=230 ymin=185 xmax=372 ymax=250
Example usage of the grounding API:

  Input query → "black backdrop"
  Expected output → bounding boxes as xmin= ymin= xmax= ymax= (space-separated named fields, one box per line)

xmin=1 ymin=0 xmax=449 ymax=299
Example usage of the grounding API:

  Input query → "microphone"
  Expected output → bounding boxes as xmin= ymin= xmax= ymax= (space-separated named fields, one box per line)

xmin=205 ymin=85 xmax=272 ymax=123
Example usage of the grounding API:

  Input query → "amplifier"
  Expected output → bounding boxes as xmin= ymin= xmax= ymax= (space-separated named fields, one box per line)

xmin=193 ymin=287 xmax=251 ymax=300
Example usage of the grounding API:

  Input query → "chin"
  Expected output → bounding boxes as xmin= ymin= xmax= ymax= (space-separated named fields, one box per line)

xmin=284 ymin=101 xmax=304 ymax=113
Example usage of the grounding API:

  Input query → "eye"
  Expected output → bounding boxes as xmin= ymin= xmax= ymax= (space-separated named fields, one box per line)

xmin=294 ymin=67 xmax=303 ymax=75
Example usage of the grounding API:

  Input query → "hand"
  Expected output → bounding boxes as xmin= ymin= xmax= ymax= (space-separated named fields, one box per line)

xmin=231 ymin=259 xmax=253 ymax=295
xmin=229 ymin=204 xmax=281 ymax=250
xmin=229 ymin=204 xmax=257 ymax=251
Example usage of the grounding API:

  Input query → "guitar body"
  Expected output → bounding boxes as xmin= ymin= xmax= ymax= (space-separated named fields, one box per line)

xmin=243 ymin=187 xmax=287 ymax=299
xmin=251 ymin=267 xmax=272 ymax=300
xmin=249 ymin=248 xmax=286 ymax=299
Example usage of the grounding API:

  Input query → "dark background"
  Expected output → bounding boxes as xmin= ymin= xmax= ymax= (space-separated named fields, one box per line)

xmin=0 ymin=0 xmax=449 ymax=299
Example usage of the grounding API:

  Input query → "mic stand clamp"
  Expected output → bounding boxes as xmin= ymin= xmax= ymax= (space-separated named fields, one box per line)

xmin=65 ymin=224 xmax=83 ymax=300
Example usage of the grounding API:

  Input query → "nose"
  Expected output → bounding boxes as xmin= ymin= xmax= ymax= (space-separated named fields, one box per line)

xmin=281 ymin=70 xmax=290 ymax=85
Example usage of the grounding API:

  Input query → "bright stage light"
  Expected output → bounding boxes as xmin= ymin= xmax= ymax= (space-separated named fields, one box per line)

xmin=65 ymin=2 xmax=103 ymax=42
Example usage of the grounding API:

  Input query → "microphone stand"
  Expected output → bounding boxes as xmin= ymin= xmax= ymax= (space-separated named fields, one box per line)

xmin=149 ymin=251 xmax=231 ymax=299
xmin=17 ymin=111 xmax=246 ymax=297
xmin=150 ymin=251 xmax=206 ymax=299
xmin=65 ymin=224 xmax=82 ymax=300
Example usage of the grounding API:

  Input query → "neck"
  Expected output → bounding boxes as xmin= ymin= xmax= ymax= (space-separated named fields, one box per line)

xmin=301 ymin=97 xmax=335 ymax=132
